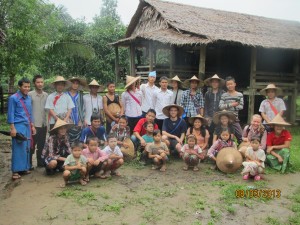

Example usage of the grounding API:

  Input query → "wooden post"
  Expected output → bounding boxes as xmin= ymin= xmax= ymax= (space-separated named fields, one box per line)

xmin=170 ymin=45 xmax=175 ymax=78
xmin=130 ymin=43 xmax=136 ymax=76
xmin=115 ymin=47 xmax=120 ymax=84
xmin=248 ymin=47 xmax=257 ymax=123
xmin=291 ymin=50 xmax=299 ymax=124
xmin=198 ymin=45 xmax=206 ymax=80
xmin=149 ymin=41 xmax=154 ymax=71
xmin=0 ymin=86 xmax=3 ymax=114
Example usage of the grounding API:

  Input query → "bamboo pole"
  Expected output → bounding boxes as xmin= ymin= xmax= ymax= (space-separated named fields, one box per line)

xmin=198 ymin=45 xmax=206 ymax=80
xmin=248 ymin=47 xmax=257 ymax=124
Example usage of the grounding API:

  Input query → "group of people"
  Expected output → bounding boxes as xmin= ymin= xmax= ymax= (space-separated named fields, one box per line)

xmin=6 ymin=71 xmax=293 ymax=185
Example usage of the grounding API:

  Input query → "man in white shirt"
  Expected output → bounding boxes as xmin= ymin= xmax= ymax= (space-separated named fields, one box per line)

xmin=140 ymin=71 xmax=159 ymax=116
xmin=83 ymin=79 xmax=104 ymax=126
xmin=152 ymin=76 xmax=173 ymax=130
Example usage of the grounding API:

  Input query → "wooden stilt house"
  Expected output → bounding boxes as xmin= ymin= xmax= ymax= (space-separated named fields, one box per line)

xmin=112 ymin=0 xmax=300 ymax=124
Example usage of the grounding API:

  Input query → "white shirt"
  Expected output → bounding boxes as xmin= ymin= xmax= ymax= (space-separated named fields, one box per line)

xmin=140 ymin=82 xmax=159 ymax=112
xmin=83 ymin=93 xmax=103 ymax=125
xmin=45 ymin=92 xmax=75 ymax=124
xmin=152 ymin=89 xmax=173 ymax=119
xmin=121 ymin=90 xmax=142 ymax=117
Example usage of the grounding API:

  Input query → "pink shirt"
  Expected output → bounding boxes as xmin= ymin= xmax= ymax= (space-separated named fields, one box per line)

xmin=82 ymin=147 xmax=108 ymax=162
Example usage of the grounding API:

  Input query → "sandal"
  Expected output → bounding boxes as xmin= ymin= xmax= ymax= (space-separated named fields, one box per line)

xmin=12 ymin=173 xmax=21 ymax=180
xmin=160 ymin=165 xmax=166 ymax=172
xmin=182 ymin=166 xmax=188 ymax=171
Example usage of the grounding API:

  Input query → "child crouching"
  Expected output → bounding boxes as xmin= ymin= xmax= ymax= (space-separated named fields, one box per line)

xmin=62 ymin=142 xmax=87 ymax=187
xmin=208 ymin=128 xmax=237 ymax=170
xmin=82 ymin=137 xmax=109 ymax=180
xmin=242 ymin=137 xmax=266 ymax=181
xmin=103 ymin=134 xmax=124 ymax=176
xmin=147 ymin=129 xmax=169 ymax=172
xmin=181 ymin=134 xmax=204 ymax=171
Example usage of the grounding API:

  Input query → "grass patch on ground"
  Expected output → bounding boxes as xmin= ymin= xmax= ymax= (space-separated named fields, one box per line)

xmin=0 ymin=114 xmax=9 ymax=130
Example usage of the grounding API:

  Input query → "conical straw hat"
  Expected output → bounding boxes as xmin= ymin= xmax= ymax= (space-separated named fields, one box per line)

xmin=204 ymin=74 xmax=225 ymax=86
xmin=124 ymin=75 xmax=141 ymax=89
xmin=213 ymin=110 xmax=236 ymax=124
xmin=170 ymin=75 xmax=182 ymax=83
xmin=260 ymin=84 xmax=282 ymax=96
xmin=267 ymin=114 xmax=291 ymax=126
xmin=183 ymin=75 xmax=204 ymax=88
xmin=49 ymin=118 xmax=73 ymax=134
xmin=216 ymin=147 xmax=243 ymax=173
xmin=88 ymin=79 xmax=104 ymax=92
xmin=162 ymin=104 xmax=184 ymax=117
xmin=50 ymin=76 xmax=72 ymax=88
xmin=188 ymin=114 xmax=208 ymax=126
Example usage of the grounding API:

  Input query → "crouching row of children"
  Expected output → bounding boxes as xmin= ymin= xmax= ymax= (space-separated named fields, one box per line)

xmin=62 ymin=135 xmax=123 ymax=187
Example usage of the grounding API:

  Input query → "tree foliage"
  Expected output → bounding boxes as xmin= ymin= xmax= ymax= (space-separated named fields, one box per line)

xmin=0 ymin=0 xmax=128 ymax=91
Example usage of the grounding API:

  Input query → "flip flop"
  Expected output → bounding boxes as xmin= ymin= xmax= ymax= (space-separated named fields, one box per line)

xmin=59 ymin=183 xmax=66 ymax=188
xmin=182 ymin=166 xmax=188 ymax=171
xmin=12 ymin=174 xmax=21 ymax=180
xmin=111 ymin=171 xmax=121 ymax=176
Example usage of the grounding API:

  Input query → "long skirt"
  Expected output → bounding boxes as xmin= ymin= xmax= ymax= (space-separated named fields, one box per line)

xmin=266 ymin=148 xmax=290 ymax=173
xmin=11 ymin=122 xmax=31 ymax=172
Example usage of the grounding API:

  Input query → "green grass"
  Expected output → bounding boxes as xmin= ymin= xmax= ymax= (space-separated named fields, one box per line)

xmin=288 ymin=187 xmax=300 ymax=224
xmin=0 ymin=114 xmax=9 ymax=131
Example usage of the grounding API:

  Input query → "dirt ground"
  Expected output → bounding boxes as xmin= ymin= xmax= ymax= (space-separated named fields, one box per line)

xmin=0 ymin=136 xmax=299 ymax=225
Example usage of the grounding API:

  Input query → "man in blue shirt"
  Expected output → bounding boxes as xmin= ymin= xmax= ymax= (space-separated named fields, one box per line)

xmin=7 ymin=77 xmax=36 ymax=180
xmin=80 ymin=114 xmax=106 ymax=148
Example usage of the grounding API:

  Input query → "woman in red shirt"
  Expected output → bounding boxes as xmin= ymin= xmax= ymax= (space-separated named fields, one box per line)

xmin=266 ymin=114 xmax=292 ymax=173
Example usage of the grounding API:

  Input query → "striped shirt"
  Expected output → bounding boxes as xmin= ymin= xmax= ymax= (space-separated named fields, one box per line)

xmin=207 ymin=139 xmax=237 ymax=158
xmin=219 ymin=92 xmax=244 ymax=119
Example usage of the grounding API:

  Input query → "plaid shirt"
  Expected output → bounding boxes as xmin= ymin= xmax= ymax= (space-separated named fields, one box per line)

xmin=208 ymin=139 xmax=236 ymax=158
xmin=180 ymin=89 xmax=204 ymax=117
xmin=42 ymin=134 xmax=71 ymax=160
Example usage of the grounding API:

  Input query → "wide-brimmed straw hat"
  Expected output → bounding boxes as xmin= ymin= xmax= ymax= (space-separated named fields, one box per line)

xmin=267 ymin=114 xmax=291 ymax=126
xmin=213 ymin=110 xmax=236 ymax=124
xmin=68 ymin=77 xmax=87 ymax=87
xmin=124 ymin=75 xmax=141 ymax=89
xmin=50 ymin=76 xmax=72 ymax=89
xmin=260 ymin=84 xmax=282 ymax=96
xmin=162 ymin=104 xmax=184 ymax=117
xmin=49 ymin=118 xmax=73 ymax=134
xmin=88 ymin=79 xmax=104 ymax=92
xmin=204 ymin=74 xmax=225 ymax=86
xmin=188 ymin=114 xmax=208 ymax=126
xmin=216 ymin=147 xmax=243 ymax=173
xmin=183 ymin=75 xmax=204 ymax=88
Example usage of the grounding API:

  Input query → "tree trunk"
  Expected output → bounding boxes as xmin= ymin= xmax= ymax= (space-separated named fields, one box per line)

xmin=8 ymin=73 xmax=15 ymax=93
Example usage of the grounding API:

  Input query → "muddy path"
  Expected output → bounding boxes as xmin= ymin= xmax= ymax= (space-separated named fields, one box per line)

xmin=0 ymin=154 xmax=299 ymax=225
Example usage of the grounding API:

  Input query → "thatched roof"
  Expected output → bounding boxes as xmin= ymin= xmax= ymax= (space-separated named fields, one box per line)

xmin=113 ymin=0 xmax=300 ymax=49
xmin=0 ymin=29 xmax=5 ymax=44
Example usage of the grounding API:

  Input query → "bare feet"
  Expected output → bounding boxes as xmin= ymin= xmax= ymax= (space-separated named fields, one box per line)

xmin=182 ymin=166 xmax=188 ymax=171
xmin=79 ymin=179 xmax=87 ymax=186
xmin=160 ymin=165 xmax=166 ymax=172
xmin=193 ymin=166 xmax=199 ymax=171
xmin=12 ymin=173 xmax=21 ymax=180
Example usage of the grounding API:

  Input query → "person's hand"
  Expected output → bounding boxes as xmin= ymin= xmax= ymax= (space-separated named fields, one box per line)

xmin=140 ymin=139 xmax=146 ymax=147
xmin=88 ymin=158 xmax=94 ymax=165
xmin=94 ymin=159 xmax=100 ymax=166
xmin=32 ymin=126 xmax=36 ymax=135
xmin=231 ymin=102 xmax=239 ymax=107
xmin=156 ymin=155 xmax=162 ymax=160
xmin=175 ymin=137 xmax=182 ymax=145
xmin=114 ymin=118 xmax=120 ymax=123
xmin=76 ymin=161 xmax=82 ymax=169
xmin=10 ymin=127 xmax=17 ymax=137
xmin=267 ymin=147 xmax=273 ymax=154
